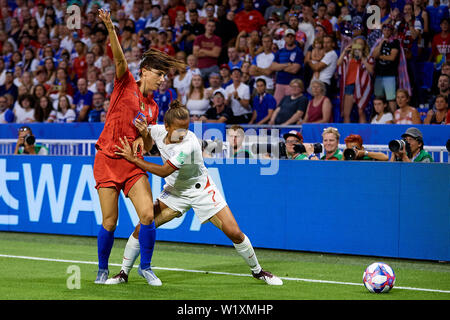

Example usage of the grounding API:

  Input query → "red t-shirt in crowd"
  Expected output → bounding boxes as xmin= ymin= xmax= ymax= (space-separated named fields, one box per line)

xmin=193 ymin=34 xmax=222 ymax=69
xmin=431 ymin=32 xmax=450 ymax=62
xmin=234 ymin=10 xmax=266 ymax=33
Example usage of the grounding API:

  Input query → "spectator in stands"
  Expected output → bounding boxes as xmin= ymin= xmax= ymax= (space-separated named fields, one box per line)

xmin=390 ymin=127 xmax=433 ymax=162
xmin=264 ymin=0 xmax=287 ymax=21
xmin=269 ymin=28 xmax=303 ymax=104
xmin=145 ymin=4 xmax=163 ymax=29
xmin=224 ymin=67 xmax=252 ymax=124
xmin=14 ymin=125 xmax=48 ymax=155
xmin=153 ymin=79 xmax=177 ymax=123
xmin=72 ymin=40 xmax=87 ymax=80
xmin=205 ymin=72 xmax=226 ymax=101
xmin=199 ymin=91 xmax=233 ymax=123
xmin=226 ymin=124 xmax=252 ymax=158
xmin=337 ymin=37 xmax=375 ymax=123
xmin=426 ymin=0 xmax=449 ymax=35
xmin=394 ymin=89 xmax=421 ymax=124
xmin=343 ymin=134 xmax=389 ymax=161
xmin=315 ymin=3 xmax=333 ymax=36
xmin=56 ymin=95 xmax=76 ymax=123
xmin=370 ymin=96 xmax=394 ymax=124
xmin=182 ymin=9 xmax=205 ymax=55
xmin=250 ymin=78 xmax=276 ymax=125
xmin=152 ymin=30 xmax=176 ymax=57
xmin=320 ymin=127 xmax=343 ymax=160
xmin=227 ymin=46 xmax=243 ymax=71
xmin=193 ymin=19 xmax=221 ymax=82
xmin=34 ymin=95 xmax=56 ymax=123
xmin=283 ymin=130 xmax=318 ymax=160
xmin=424 ymin=94 xmax=448 ymax=124
xmin=0 ymin=69 xmax=18 ymax=102
xmin=372 ymin=23 xmax=401 ymax=114
xmin=215 ymin=5 xmax=239 ymax=65
xmin=234 ymin=0 xmax=266 ymax=34
xmin=22 ymin=47 xmax=39 ymax=73
xmin=14 ymin=93 xmax=36 ymax=123
xmin=303 ymin=79 xmax=332 ymax=124
xmin=72 ymin=78 xmax=94 ymax=122
xmin=249 ymin=34 xmax=275 ymax=94
xmin=306 ymin=34 xmax=337 ymax=98
xmin=298 ymin=4 xmax=315 ymax=52
xmin=432 ymin=74 xmax=450 ymax=105
xmin=269 ymin=78 xmax=308 ymax=125
xmin=186 ymin=73 xmax=210 ymax=121
xmin=0 ymin=95 xmax=14 ymax=123
xmin=88 ymin=92 xmax=106 ymax=122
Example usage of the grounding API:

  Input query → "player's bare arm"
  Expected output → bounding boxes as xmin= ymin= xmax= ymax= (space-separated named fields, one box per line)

xmin=98 ymin=9 xmax=127 ymax=79
xmin=115 ymin=137 xmax=176 ymax=178
xmin=134 ymin=118 xmax=154 ymax=153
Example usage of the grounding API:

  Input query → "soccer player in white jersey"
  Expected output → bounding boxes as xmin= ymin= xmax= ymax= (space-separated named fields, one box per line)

xmin=109 ymin=100 xmax=283 ymax=286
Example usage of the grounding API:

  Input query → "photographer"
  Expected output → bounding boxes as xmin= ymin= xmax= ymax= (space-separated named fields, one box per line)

xmin=389 ymin=127 xmax=433 ymax=163
xmin=14 ymin=126 xmax=48 ymax=155
xmin=343 ymin=134 xmax=389 ymax=161
xmin=283 ymin=130 xmax=318 ymax=160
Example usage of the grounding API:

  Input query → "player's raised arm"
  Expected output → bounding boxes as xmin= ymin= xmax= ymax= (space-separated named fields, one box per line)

xmin=98 ymin=9 xmax=127 ymax=79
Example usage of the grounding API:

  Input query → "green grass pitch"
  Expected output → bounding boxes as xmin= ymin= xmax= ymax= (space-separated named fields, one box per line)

xmin=0 ymin=231 xmax=449 ymax=301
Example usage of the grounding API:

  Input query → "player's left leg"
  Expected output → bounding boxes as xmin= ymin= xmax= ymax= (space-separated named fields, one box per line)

xmin=127 ymin=175 xmax=161 ymax=286
xmin=209 ymin=207 xmax=283 ymax=285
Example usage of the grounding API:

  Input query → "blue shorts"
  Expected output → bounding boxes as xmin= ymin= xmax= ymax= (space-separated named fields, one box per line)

xmin=374 ymin=76 xmax=396 ymax=101
xmin=344 ymin=83 xmax=355 ymax=95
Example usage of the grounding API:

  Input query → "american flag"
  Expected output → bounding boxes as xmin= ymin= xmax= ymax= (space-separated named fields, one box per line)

xmin=338 ymin=55 xmax=375 ymax=112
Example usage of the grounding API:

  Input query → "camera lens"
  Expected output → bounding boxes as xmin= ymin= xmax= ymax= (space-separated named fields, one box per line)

xmin=388 ymin=140 xmax=404 ymax=152
xmin=293 ymin=143 xmax=306 ymax=154
xmin=313 ymin=143 xmax=323 ymax=154
xmin=343 ymin=148 xmax=356 ymax=160
xmin=25 ymin=134 xmax=35 ymax=145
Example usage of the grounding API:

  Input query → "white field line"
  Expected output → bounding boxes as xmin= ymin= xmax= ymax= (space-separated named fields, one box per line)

xmin=1 ymin=253 xmax=449 ymax=294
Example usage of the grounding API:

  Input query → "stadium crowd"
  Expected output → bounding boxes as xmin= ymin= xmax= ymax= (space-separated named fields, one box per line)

xmin=0 ymin=0 xmax=449 ymax=127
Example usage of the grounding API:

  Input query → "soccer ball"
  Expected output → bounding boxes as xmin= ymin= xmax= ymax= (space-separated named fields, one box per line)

xmin=363 ymin=262 xmax=396 ymax=293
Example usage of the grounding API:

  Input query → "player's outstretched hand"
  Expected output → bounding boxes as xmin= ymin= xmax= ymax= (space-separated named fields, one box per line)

xmin=98 ymin=9 xmax=114 ymax=30
xmin=134 ymin=118 xmax=149 ymax=138
xmin=115 ymin=137 xmax=136 ymax=162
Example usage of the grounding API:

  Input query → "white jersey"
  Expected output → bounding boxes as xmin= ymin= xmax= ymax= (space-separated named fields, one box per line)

xmin=150 ymin=124 xmax=209 ymax=195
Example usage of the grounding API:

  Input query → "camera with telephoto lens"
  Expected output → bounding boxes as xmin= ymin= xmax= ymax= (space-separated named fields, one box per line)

xmin=23 ymin=134 xmax=35 ymax=146
xmin=251 ymin=142 xmax=288 ymax=159
xmin=388 ymin=139 xmax=411 ymax=153
xmin=293 ymin=143 xmax=323 ymax=155
xmin=343 ymin=146 xmax=359 ymax=160
xmin=201 ymin=139 xmax=223 ymax=154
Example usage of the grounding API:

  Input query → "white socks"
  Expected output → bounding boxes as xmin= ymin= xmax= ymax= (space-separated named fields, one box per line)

xmin=121 ymin=234 xmax=140 ymax=274
xmin=233 ymin=234 xmax=262 ymax=274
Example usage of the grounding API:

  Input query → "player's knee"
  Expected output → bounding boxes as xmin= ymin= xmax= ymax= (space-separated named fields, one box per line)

xmin=226 ymin=228 xmax=245 ymax=244
xmin=102 ymin=218 xmax=117 ymax=232
xmin=139 ymin=208 xmax=155 ymax=225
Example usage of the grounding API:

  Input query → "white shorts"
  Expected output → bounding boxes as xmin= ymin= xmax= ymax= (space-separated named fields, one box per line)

xmin=157 ymin=176 xmax=227 ymax=223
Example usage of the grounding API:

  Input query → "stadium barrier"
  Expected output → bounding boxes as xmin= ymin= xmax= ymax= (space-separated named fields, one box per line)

xmin=0 ymin=156 xmax=448 ymax=262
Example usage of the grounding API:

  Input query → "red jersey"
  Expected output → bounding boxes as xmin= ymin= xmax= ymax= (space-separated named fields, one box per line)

xmin=96 ymin=69 xmax=158 ymax=158
xmin=234 ymin=10 xmax=266 ymax=33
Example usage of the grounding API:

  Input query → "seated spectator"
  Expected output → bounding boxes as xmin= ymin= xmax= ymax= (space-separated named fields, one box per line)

xmin=34 ymin=96 xmax=56 ymax=123
xmin=431 ymin=74 xmax=449 ymax=106
xmin=370 ymin=96 xmax=394 ymax=124
xmin=226 ymin=124 xmax=253 ymax=158
xmin=0 ymin=69 xmax=18 ymax=102
xmin=14 ymin=126 xmax=48 ymax=155
xmin=220 ymin=64 xmax=232 ymax=88
xmin=14 ymin=94 xmax=36 ymax=123
xmin=283 ymin=130 xmax=318 ymax=160
xmin=269 ymin=78 xmax=308 ymax=125
xmin=320 ymin=127 xmax=343 ymax=160
xmin=0 ymin=95 xmax=14 ymax=123
xmin=88 ymin=93 xmax=106 ymax=122
xmin=424 ymin=94 xmax=448 ymax=124
xmin=204 ymin=72 xmax=226 ymax=101
xmin=56 ymin=96 xmax=76 ymax=123
xmin=186 ymin=73 xmax=211 ymax=121
xmin=343 ymin=134 xmax=389 ymax=161
xmin=303 ymin=79 xmax=332 ymax=124
xmin=72 ymin=78 xmax=94 ymax=122
xmin=199 ymin=91 xmax=233 ymax=123
xmin=394 ymin=89 xmax=421 ymax=124
xmin=390 ymin=127 xmax=433 ymax=162
xmin=224 ymin=67 xmax=252 ymax=124
xmin=250 ymin=78 xmax=276 ymax=125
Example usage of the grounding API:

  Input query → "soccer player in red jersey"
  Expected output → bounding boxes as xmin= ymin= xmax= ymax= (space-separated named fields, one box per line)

xmin=94 ymin=9 xmax=185 ymax=286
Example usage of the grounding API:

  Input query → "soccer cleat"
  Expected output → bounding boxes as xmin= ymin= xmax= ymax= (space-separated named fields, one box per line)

xmin=137 ymin=265 xmax=162 ymax=286
xmin=252 ymin=269 xmax=283 ymax=286
xmin=105 ymin=270 xmax=128 ymax=285
xmin=94 ymin=268 xmax=109 ymax=284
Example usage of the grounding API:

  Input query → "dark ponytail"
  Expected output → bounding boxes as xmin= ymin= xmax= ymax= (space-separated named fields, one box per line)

xmin=164 ymin=100 xmax=190 ymax=126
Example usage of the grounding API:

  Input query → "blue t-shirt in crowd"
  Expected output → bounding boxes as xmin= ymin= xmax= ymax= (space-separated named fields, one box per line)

xmin=426 ymin=5 xmax=449 ymax=33
xmin=252 ymin=93 xmax=277 ymax=123
xmin=153 ymin=88 xmax=177 ymax=123
xmin=88 ymin=108 xmax=103 ymax=122
xmin=273 ymin=46 xmax=304 ymax=85
xmin=228 ymin=60 xmax=243 ymax=71
xmin=72 ymin=90 xmax=94 ymax=114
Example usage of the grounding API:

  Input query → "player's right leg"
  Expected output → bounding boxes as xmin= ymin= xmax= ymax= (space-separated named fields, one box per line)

xmin=95 ymin=187 xmax=119 ymax=284
xmin=106 ymin=200 xmax=181 ymax=284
